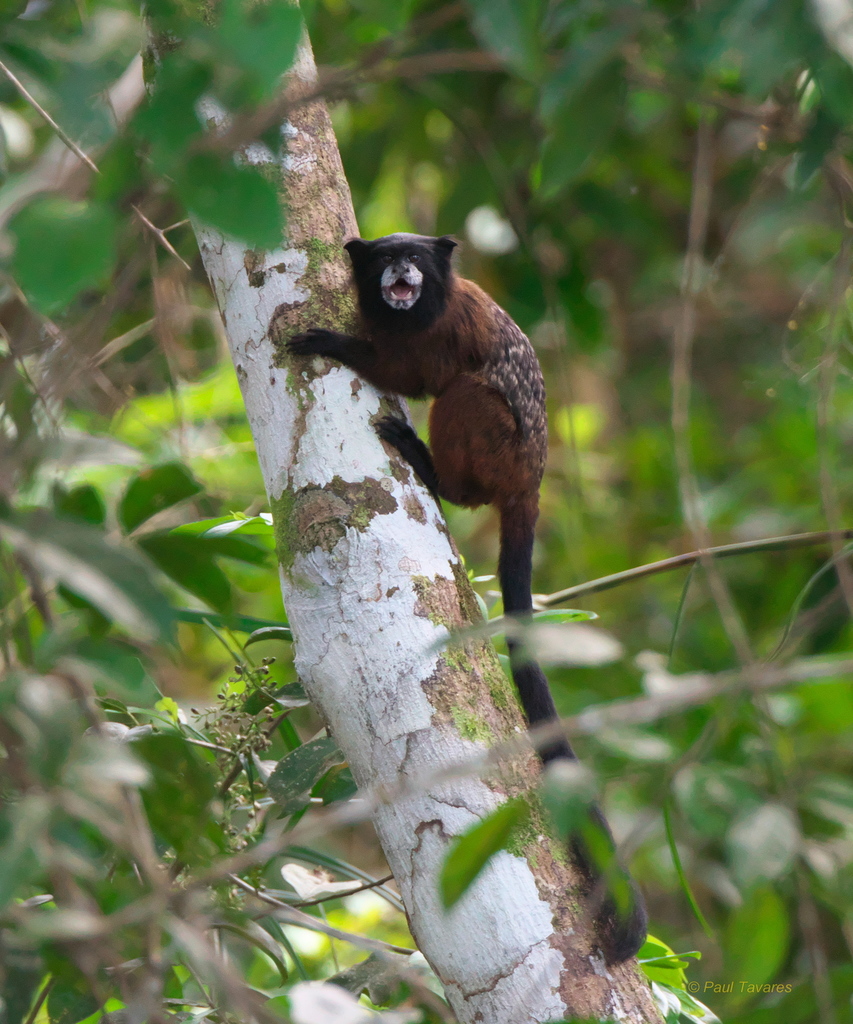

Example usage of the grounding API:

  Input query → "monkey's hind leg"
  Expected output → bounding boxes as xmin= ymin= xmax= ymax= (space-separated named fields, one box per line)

xmin=376 ymin=416 xmax=440 ymax=501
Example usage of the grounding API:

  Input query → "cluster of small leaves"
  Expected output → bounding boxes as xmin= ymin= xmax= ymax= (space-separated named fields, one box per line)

xmin=0 ymin=473 xmax=437 ymax=1024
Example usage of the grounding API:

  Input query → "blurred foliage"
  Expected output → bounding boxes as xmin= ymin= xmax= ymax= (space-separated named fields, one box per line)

xmin=2 ymin=0 xmax=853 ymax=1021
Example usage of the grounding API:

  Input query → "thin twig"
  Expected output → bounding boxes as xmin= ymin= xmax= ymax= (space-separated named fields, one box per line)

xmin=539 ymin=529 xmax=853 ymax=607
xmin=219 ymin=754 xmax=246 ymax=797
xmin=265 ymin=709 xmax=291 ymax=737
xmin=134 ymin=206 xmax=192 ymax=271
xmin=293 ymin=872 xmax=394 ymax=908
xmin=566 ymin=655 xmax=853 ymax=735
xmin=13 ymin=552 xmax=52 ymax=625
xmin=0 ymin=59 xmax=99 ymax=173
xmin=795 ymin=850 xmax=837 ymax=1022
xmin=92 ymin=319 xmax=155 ymax=367
xmin=228 ymin=874 xmax=414 ymax=955
xmin=22 ymin=977 xmax=54 ymax=1024
xmin=815 ymin=193 xmax=853 ymax=614
xmin=671 ymin=114 xmax=754 ymax=664
xmin=185 ymin=736 xmax=236 ymax=755
xmin=206 ymin=49 xmax=502 ymax=155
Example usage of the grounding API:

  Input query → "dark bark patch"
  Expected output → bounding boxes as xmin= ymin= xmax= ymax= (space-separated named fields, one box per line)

xmin=244 ymin=250 xmax=266 ymax=288
xmin=328 ymin=475 xmax=397 ymax=529
xmin=403 ymin=493 xmax=427 ymax=524
xmin=275 ymin=475 xmax=398 ymax=563
xmin=290 ymin=487 xmax=351 ymax=553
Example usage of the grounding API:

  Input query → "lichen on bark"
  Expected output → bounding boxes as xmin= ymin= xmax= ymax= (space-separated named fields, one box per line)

xmin=271 ymin=476 xmax=398 ymax=573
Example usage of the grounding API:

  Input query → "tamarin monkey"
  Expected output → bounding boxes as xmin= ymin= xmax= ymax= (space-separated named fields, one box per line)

xmin=287 ymin=232 xmax=647 ymax=963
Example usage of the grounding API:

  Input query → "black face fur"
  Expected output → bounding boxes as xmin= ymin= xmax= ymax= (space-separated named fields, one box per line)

xmin=344 ymin=233 xmax=457 ymax=333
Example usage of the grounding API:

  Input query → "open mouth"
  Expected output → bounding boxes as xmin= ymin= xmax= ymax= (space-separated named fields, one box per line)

xmin=390 ymin=279 xmax=416 ymax=301
xmin=382 ymin=277 xmax=421 ymax=308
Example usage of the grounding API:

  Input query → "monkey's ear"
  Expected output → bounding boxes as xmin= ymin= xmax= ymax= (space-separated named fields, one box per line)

xmin=344 ymin=237 xmax=370 ymax=262
xmin=434 ymin=236 xmax=458 ymax=253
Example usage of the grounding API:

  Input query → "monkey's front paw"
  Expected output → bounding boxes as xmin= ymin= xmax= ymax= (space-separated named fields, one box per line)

xmin=376 ymin=415 xmax=418 ymax=447
xmin=287 ymin=328 xmax=339 ymax=357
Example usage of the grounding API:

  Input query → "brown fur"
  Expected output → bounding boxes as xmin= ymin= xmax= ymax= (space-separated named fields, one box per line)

xmin=364 ymin=277 xmax=547 ymax=512
xmin=428 ymin=374 xmax=539 ymax=509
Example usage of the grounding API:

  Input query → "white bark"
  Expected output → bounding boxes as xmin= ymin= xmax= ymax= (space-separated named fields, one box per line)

xmin=193 ymin=37 xmax=662 ymax=1024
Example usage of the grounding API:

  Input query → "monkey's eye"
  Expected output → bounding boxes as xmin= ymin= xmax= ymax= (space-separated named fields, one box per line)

xmin=382 ymin=255 xmax=393 ymax=264
xmin=409 ymin=254 xmax=420 ymax=262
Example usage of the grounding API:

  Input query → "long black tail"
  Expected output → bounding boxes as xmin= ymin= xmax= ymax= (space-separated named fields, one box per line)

xmin=499 ymin=497 xmax=648 ymax=964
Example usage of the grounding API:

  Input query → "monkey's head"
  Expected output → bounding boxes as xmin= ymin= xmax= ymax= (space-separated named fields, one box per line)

xmin=344 ymin=233 xmax=457 ymax=330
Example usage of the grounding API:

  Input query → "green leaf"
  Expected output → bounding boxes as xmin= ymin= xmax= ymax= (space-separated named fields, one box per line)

xmin=257 ymin=916 xmax=310 ymax=980
xmin=136 ymin=733 xmax=225 ymax=863
xmin=440 ymin=798 xmax=528 ymax=908
xmin=268 ymin=737 xmax=345 ymax=815
xmin=540 ymin=764 xmax=636 ymax=921
xmin=0 ymin=0 xmax=28 ymax=22
xmin=55 ymin=637 xmax=159 ymax=703
xmin=175 ymin=153 xmax=284 ymax=250
xmin=465 ymin=0 xmax=545 ymax=80
xmin=792 ymin=106 xmax=838 ymax=190
xmin=0 ymin=510 xmax=173 ymax=644
xmin=172 ymin=514 xmax=274 ymax=538
xmin=540 ymin=762 xmax=597 ymax=842
xmin=638 ymin=933 xmax=700 ymax=988
xmin=9 ymin=197 xmax=118 ymax=314
xmin=119 ymin=462 xmax=203 ymax=533
xmin=814 ymin=56 xmax=853 ymax=126
xmin=540 ymin=23 xmax=635 ymax=121
xmin=154 ymin=696 xmax=181 ymax=724
xmin=47 ymin=979 xmax=99 ymax=1024
xmin=314 ymin=763 xmax=358 ymax=805
xmin=139 ymin=533 xmax=234 ymax=613
xmin=173 ymin=608 xmax=288 ymax=633
xmin=245 ymin=626 xmax=294 ymax=645
xmin=134 ymin=57 xmax=210 ymax=172
xmin=242 ymin=681 xmax=307 ymax=715
xmin=53 ymin=484 xmax=106 ymax=526
xmin=532 ymin=609 xmax=598 ymax=623
xmin=0 ymin=797 xmax=52 ymax=913
xmin=650 ymin=981 xmax=721 ymax=1024
xmin=217 ymin=0 xmax=302 ymax=93
xmin=539 ymin=62 xmax=625 ymax=197
xmin=0 ymin=954 xmax=43 ymax=1024
xmin=724 ymin=887 xmax=789 ymax=990
xmin=197 ymin=534 xmax=271 ymax=564
xmin=140 ymin=527 xmax=271 ymax=612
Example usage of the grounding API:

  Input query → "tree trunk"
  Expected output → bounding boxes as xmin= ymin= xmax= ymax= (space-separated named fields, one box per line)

xmin=193 ymin=33 xmax=663 ymax=1024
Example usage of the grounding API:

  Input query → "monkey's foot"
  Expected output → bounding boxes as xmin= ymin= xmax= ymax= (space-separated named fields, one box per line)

xmin=376 ymin=416 xmax=441 ymax=500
